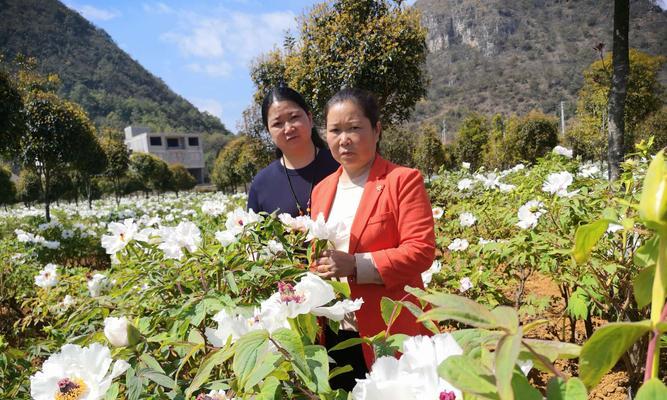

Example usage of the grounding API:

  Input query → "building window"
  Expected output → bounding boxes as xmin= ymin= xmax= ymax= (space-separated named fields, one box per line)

xmin=166 ymin=138 xmax=181 ymax=148
xmin=149 ymin=136 xmax=162 ymax=146
xmin=188 ymin=137 xmax=199 ymax=147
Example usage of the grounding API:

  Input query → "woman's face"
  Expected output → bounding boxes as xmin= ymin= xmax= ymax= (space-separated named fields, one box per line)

xmin=326 ymin=100 xmax=380 ymax=175
xmin=266 ymin=100 xmax=313 ymax=154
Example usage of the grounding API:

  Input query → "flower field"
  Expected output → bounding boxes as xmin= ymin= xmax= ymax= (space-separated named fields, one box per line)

xmin=1 ymin=146 xmax=666 ymax=400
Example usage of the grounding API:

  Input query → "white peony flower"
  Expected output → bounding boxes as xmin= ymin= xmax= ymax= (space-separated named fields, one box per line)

xmin=459 ymin=212 xmax=477 ymax=227
xmin=158 ymin=221 xmax=202 ymax=259
xmin=552 ymin=145 xmax=573 ymax=158
xmin=215 ymin=230 xmax=239 ymax=247
xmin=578 ymin=163 xmax=601 ymax=178
xmin=88 ymin=273 xmax=111 ymax=297
xmin=266 ymin=240 xmax=285 ymax=255
xmin=197 ymin=389 xmax=240 ymax=400
xmin=497 ymin=183 xmax=516 ymax=192
xmin=516 ymin=200 xmax=546 ymax=230
xmin=61 ymin=229 xmax=74 ymax=239
xmin=607 ymin=223 xmax=623 ymax=234
xmin=260 ymin=273 xmax=362 ymax=322
xmin=457 ymin=178 xmax=474 ymax=191
xmin=62 ymin=295 xmax=75 ymax=308
xmin=225 ymin=207 xmax=263 ymax=235
xmin=201 ymin=200 xmax=228 ymax=217
xmin=542 ymin=171 xmax=579 ymax=197
xmin=448 ymin=238 xmax=469 ymax=252
xmin=101 ymin=218 xmax=138 ymax=255
xmin=104 ymin=317 xmax=130 ymax=347
xmin=422 ymin=260 xmax=442 ymax=287
xmin=42 ymin=240 xmax=61 ymax=249
xmin=459 ymin=277 xmax=473 ymax=293
xmin=16 ymin=228 xmax=36 ymax=242
xmin=461 ymin=162 xmax=471 ymax=170
xmin=279 ymin=213 xmax=311 ymax=232
xmin=305 ymin=213 xmax=345 ymax=243
xmin=352 ymin=333 xmax=463 ymax=400
xmin=35 ymin=263 xmax=58 ymax=288
xmin=30 ymin=343 xmax=129 ymax=400
xmin=431 ymin=207 xmax=444 ymax=220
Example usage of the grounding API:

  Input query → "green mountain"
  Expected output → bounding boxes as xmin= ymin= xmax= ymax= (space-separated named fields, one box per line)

xmin=413 ymin=0 xmax=667 ymax=131
xmin=0 ymin=0 xmax=229 ymax=135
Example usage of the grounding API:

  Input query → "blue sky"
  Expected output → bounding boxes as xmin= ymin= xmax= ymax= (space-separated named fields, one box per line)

xmin=62 ymin=0 xmax=322 ymax=133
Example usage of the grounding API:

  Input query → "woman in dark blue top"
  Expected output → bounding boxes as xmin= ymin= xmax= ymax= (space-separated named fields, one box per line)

xmin=247 ymin=87 xmax=339 ymax=217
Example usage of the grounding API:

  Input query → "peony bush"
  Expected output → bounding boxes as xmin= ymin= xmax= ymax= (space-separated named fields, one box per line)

xmin=1 ymin=146 xmax=666 ymax=399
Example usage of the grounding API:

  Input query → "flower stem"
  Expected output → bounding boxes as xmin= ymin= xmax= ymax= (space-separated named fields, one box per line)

xmin=647 ymin=236 xmax=667 ymax=380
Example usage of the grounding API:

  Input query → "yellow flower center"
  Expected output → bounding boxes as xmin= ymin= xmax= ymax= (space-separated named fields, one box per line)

xmin=55 ymin=377 xmax=88 ymax=400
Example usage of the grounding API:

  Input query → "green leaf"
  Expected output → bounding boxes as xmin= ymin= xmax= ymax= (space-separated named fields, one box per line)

xmin=329 ymin=337 xmax=365 ymax=352
xmin=225 ymin=271 xmax=239 ymax=295
xmin=572 ymin=219 xmax=609 ymax=264
xmin=125 ymin=367 xmax=143 ymax=400
xmin=232 ymin=330 xmax=270 ymax=390
xmin=186 ymin=346 xmax=234 ymax=398
xmin=244 ymin=352 xmax=282 ymax=391
xmin=138 ymin=368 xmax=176 ymax=389
xmin=139 ymin=353 xmax=165 ymax=373
xmin=634 ymin=235 xmax=660 ymax=268
xmin=400 ymin=299 xmax=439 ymax=334
xmin=438 ymin=355 xmax=497 ymax=396
xmin=418 ymin=294 xmax=498 ymax=329
xmin=380 ymin=297 xmax=403 ymax=327
xmin=511 ymin=371 xmax=542 ymax=400
xmin=495 ymin=329 xmax=523 ymax=400
xmin=521 ymin=339 xmax=581 ymax=361
xmin=491 ymin=306 xmax=519 ymax=334
xmin=635 ymin=378 xmax=667 ymax=400
xmin=329 ymin=364 xmax=353 ymax=380
xmin=104 ymin=383 xmax=119 ymax=400
xmin=579 ymin=321 xmax=652 ymax=388
xmin=639 ymin=150 xmax=667 ymax=234
xmin=256 ymin=375 xmax=281 ymax=400
xmin=328 ymin=280 xmax=351 ymax=298
xmin=546 ymin=377 xmax=587 ymax=400
xmin=634 ymin=265 xmax=656 ymax=309
xmin=565 ymin=288 xmax=589 ymax=320
xmin=302 ymin=345 xmax=332 ymax=394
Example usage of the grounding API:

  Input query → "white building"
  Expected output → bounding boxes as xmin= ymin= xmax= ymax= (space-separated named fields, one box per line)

xmin=124 ymin=126 xmax=205 ymax=183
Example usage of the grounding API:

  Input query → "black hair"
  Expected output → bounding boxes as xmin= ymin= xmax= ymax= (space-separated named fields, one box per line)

xmin=324 ymin=88 xmax=380 ymax=128
xmin=260 ymin=86 xmax=325 ymax=158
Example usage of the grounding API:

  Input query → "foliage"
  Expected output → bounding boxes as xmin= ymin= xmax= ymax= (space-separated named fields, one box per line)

xmin=504 ymin=110 xmax=559 ymax=165
xmin=15 ymin=168 xmax=40 ymax=205
xmin=128 ymin=152 xmax=173 ymax=197
xmin=0 ymin=64 xmax=24 ymax=157
xmin=250 ymin=0 xmax=428 ymax=124
xmin=453 ymin=113 xmax=489 ymax=171
xmin=413 ymin=123 xmax=445 ymax=179
xmin=170 ymin=164 xmax=197 ymax=194
xmin=101 ymin=138 xmax=130 ymax=205
xmin=379 ymin=124 xmax=417 ymax=167
xmin=0 ymin=165 xmax=16 ymax=208
xmin=568 ymin=49 xmax=665 ymax=159
xmin=635 ymin=106 xmax=667 ymax=152
xmin=211 ymin=135 xmax=271 ymax=193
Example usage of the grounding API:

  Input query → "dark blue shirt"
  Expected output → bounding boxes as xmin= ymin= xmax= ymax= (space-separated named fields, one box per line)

xmin=247 ymin=148 xmax=339 ymax=217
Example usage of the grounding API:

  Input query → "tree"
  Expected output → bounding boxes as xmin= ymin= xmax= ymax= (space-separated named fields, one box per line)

xmin=0 ymin=165 xmax=16 ymax=210
xmin=236 ymin=135 xmax=273 ymax=191
xmin=573 ymin=48 xmax=664 ymax=162
xmin=379 ymin=125 xmax=417 ymax=167
xmin=101 ymin=138 xmax=130 ymax=205
xmin=15 ymin=168 xmax=41 ymax=207
xmin=250 ymin=0 xmax=428 ymax=124
xmin=454 ymin=113 xmax=490 ymax=171
xmin=71 ymin=135 xmax=107 ymax=209
xmin=504 ymin=111 xmax=559 ymax=165
xmin=211 ymin=136 xmax=247 ymax=192
xmin=607 ymin=0 xmax=630 ymax=181
xmin=414 ymin=123 xmax=445 ymax=181
xmin=169 ymin=163 xmax=197 ymax=196
xmin=0 ymin=65 xmax=24 ymax=157
xmin=128 ymin=153 xmax=172 ymax=198
xmin=19 ymin=91 xmax=99 ymax=221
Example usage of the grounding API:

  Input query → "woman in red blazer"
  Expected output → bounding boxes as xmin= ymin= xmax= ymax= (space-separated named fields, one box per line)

xmin=311 ymin=88 xmax=436 ymax=373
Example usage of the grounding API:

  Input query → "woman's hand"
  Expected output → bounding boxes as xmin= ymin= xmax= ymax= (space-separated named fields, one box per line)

xmin=312 ymin=249 xmax=356 ymax=279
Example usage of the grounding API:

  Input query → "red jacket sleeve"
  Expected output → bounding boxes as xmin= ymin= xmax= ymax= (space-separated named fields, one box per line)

xmin=372 ymin=168 xmax=436 ymax=291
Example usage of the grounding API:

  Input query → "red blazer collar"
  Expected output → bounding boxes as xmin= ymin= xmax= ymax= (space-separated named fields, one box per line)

xmin=315 ymin=155 xmax=390 ymax=253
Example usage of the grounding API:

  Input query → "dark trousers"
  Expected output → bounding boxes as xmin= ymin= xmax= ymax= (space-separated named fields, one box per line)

xmin=324 ymin=326 xmax=369 ymax=392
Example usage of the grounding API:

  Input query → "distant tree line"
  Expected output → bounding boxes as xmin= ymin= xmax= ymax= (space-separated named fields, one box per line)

xmin=0 ymin=57 xmax=198 ymax=220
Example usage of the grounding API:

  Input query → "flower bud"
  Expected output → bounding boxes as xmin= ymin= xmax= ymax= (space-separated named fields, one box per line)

xmin=104 ymin=316 xmax=140 ymax=347
xmin=639 ymin=151 xmax=667 ymax=234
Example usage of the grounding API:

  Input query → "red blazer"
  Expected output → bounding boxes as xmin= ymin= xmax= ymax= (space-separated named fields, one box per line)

xmin=311 ymin=155 xmax=435 ymax=367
